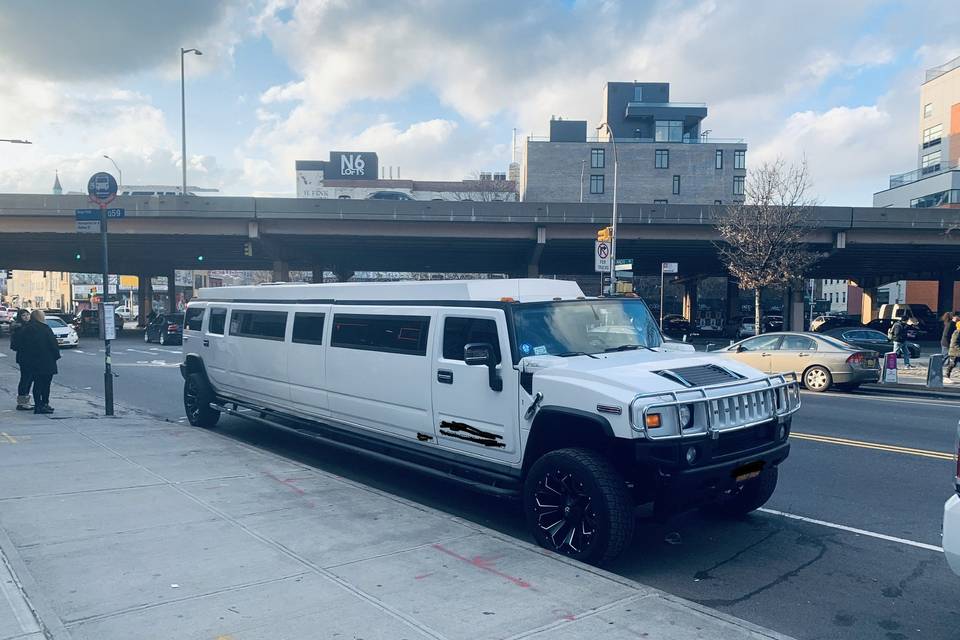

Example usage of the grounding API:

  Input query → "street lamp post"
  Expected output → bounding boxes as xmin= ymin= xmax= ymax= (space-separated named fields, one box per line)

xmin=103 ymin=155 xmax=122 ymax=188
xmin=180 ymin=47 xmax=202 ymax=195
xmin=597 ymin=122 xmax=619 ymax=294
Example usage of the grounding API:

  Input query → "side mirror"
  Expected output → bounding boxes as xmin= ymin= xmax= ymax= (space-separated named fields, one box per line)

xmin=464 ymin=342 xmax=503 ymax=392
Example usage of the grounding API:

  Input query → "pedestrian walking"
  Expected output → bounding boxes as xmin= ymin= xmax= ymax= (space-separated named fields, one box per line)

xmin=888 ymin=317 xmax=914 ymax=368
xmin=15 ymin=310 xmax=61 ymax=414
xmin=942 ymin=312 xmax=958 ymax=354
xmin=9 ymin=309 xmax=34 ymax=410
xmin=945 ymin=320 xmax=960 ymax=383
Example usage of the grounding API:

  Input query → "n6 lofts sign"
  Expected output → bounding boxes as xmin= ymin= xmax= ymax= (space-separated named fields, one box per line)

xmin=330 ymin=151 xmax=378 ymax=180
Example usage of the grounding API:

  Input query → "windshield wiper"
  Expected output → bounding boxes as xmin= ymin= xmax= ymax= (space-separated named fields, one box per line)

xmin=604 ymin=344 xmax=655 ymax=352
xmin=556 ymin=351 xmax=599 ymax=359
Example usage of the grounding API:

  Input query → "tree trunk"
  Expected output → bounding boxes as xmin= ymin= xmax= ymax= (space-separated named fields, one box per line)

xmin=754 ymin=288 xmax=762 ymax=336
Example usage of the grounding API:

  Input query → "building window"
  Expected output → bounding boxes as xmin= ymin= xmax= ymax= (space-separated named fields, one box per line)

xmin=655 ymin=149 xmax=669 ymax=169
xmin=331 ymin=314 xmax=430 ymax=356
xmin=921 ymin=150 xmax=942 ymax=174
xmin=924 ymin=103 xmax=933 ymax=118
xmin=734 ymin=150 xmax=746 ymax=170
xmin=292 ymin=313 xmax=326 ymax=345
xmin=591 ymin=148 xmax=605 ymax=169
xmin=672 ymin=175 xmax=681 ymax=195
xmin=442 ymin=317 xmax=501 ymax=363
xmin=633 ymin=85 xmax=643 ymax=102
xmin=715 ymin=149 xmax=723 ymax=170
xmin=714 ymin=200 xmax=722 ymax=205
xmin=590 ymin=174 xmax=604 ymax=194
xmin=654 ymin=199 xmax=668 ymax=204
xmin=229 ymin=310 xmax=288 ymax=341
xmin=922 ymin=123 xmax=943 ymax=148
xmin=910 ymin=189 xmax=960 ymax=208
xmin=655 ymin=120 xmax=683 ymax=142
xmin=733 ymin=175 xmax=745 ymax=195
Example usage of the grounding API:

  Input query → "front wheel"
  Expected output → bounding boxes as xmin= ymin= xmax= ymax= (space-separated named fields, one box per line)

xmin=803 ymin=365 xmax=832 ymax=392
xmin=703 ymin=467 xmax=778 ymax=517
xmin=523 ymin=448 xmax=634 ymax=566
xmin=183 ymin=373 xmax=220 ymax=428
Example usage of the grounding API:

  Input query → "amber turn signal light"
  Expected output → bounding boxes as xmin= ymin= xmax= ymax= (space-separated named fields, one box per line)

xmin=645 ymin=413 xmax=662 ymax=429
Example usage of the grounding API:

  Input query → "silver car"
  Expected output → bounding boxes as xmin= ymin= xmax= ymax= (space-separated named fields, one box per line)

xmin=719 ymin=332 xmax=880 ymax=392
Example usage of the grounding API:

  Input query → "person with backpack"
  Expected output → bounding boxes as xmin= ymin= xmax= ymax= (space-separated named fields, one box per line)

xmin=888 ymin=317 xmax=913 ymax=368
xmin=9 ymin=308 xmax=34 ymax=410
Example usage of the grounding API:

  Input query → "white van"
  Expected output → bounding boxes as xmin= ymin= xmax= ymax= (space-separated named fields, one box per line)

xmin=180 ymin=279 xmax=800 ymax=564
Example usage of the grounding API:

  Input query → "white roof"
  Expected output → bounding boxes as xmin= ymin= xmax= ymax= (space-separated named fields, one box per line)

xmin=197 ymin=278 xmax=585 ymax=303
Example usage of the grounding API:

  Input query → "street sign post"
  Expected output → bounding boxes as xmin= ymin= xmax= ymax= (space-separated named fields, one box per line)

xmin=660 ymin=262 xmax=679 ymax=331
xmin=87 ymin=172 xmax=119 ymax=416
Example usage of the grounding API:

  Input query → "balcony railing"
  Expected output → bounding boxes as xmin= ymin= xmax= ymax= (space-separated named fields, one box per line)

xmin=527 ymin=136 xmax=746 ymax=144
xmin=625 ymin=101 xmax=707 ymax=109
xmin=889 ymin=161 xmax=960 ymax=188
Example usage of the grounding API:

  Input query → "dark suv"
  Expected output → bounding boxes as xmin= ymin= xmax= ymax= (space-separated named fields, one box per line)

xmin=144 ymin=313 xmax=184 ymax=345
xmin=79 ymin=309 xmax=123 ymax=337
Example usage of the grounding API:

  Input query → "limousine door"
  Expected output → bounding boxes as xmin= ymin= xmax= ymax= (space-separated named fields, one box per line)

xmin=432 ymin=311 xmax=520 ymax=464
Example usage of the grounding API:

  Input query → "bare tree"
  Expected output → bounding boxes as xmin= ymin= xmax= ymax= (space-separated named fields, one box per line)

xmin=450 ymin=171 xmax=518 ymax=202
xmin=714 ymin=158 xmax=821 ymax=335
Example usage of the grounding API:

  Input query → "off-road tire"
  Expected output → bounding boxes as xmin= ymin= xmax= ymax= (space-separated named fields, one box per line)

xmin=523 ymin=448 xmax=634 ymax=566
xmin=184 ymin=373 xmax=220 ymax=428
xmin=703 ymin=467 xmax=778 ymax=517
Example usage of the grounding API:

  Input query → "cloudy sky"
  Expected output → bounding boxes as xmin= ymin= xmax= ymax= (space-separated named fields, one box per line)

xmin=0 ymin=0 xmax=957 ymax=205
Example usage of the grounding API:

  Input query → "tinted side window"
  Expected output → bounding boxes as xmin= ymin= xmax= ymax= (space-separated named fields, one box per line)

xmin=229 ymin=310 xmax=288 ymax=340
xmin=442 ymin=317 xmax=501 ymax=363
xmin=332 ymin=314 xmax=430 ymax=356
xmin=185 ymin=307 xmax=205 ymax=331
xmin=292 ymin=313 xmax=325 ymax=345
xmin=208 ymin=308 xmax=227 ymax=335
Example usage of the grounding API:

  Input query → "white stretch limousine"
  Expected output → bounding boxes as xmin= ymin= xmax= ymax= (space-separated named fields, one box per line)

xmin=180 ymin=279 xmax=800 ymax=564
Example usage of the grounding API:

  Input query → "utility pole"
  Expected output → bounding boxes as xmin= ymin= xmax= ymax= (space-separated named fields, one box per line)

xmin=180 ymin=47 xmax=202 ymax=195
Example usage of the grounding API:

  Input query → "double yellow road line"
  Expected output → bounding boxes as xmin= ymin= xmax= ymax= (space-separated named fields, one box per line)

xmin=792 ymin=432 xmax=954 ymax=461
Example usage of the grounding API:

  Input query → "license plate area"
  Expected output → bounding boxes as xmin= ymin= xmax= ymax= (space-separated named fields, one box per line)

xmin=866 ymin=358 xmax=876 ymax=367
xmin=732 ymin=460 xmax=765 ymax=483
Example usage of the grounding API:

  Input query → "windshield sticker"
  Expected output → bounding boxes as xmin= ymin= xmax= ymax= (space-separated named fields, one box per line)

xmin=533 ymin=345 xmax=548 ymax=356
xmin=520 ymin=342 xmax=533 ymax=355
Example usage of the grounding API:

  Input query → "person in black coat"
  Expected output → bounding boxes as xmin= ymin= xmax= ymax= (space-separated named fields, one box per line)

xmin=16 ymin=310 xmax=61 ymax=414
xmin=9 ymin=309 xmax=34 ymax=410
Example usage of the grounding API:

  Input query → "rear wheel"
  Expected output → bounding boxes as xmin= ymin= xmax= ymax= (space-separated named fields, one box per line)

xmin=703 ymin=467 xmax=778 ymax=517
xmin=523 ymin=448 xmax=634 ymax=566
xmin=183 ymin=373 xmax=220 ymax=428
xmin=803 ymin=365 xmax=832 ymax=392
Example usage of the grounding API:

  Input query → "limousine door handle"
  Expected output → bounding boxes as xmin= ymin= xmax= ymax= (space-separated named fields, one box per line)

xmin=437 ymin=369 xmax=454 ymax=384
xmin=202 ymin=339 xmax=210 ymax=347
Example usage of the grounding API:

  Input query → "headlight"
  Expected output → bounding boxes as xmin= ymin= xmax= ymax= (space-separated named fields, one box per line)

xmin=677 ymin=404 xmax=693 ymax=430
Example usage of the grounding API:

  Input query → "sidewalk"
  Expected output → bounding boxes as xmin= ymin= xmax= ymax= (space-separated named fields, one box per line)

xmin=0 ymin=370 xmax=792 ymax=640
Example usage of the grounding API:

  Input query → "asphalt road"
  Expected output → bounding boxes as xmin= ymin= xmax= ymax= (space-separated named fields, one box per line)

xmin=3 ymin=332 xmax=959 ymax=640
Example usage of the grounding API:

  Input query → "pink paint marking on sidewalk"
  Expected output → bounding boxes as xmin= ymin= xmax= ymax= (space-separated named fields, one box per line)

xmin=432 ymin=543 xmax=532 ymax=589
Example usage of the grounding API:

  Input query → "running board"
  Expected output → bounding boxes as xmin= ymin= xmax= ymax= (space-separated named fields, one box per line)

xmin=213 ymin=403 xmax=520 ymax=498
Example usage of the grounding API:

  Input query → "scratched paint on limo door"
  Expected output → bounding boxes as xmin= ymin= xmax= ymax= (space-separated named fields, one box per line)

xmin=439 ymin=420 xmax=506 ymax=448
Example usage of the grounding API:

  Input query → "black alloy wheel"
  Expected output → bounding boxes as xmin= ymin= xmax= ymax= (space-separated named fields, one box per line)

xmin=183 ymin=373 xmax=220 ymax=428
xmin=524 ymin=448 xmax=634 ymax=565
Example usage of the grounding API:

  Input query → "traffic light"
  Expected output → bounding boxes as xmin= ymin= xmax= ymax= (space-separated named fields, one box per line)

xmin=197 ymin=255 xmax=205 ymax=262
xmin=597 ymin=226 xmax=612 ymax=243
xmin=243 ymin=241 xmax=253 ymax=257
xmin=74 ymin=249 xmax=86 ymax=262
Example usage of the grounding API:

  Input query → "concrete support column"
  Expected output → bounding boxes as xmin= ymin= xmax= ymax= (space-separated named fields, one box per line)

xmin=272 ymin=260 xmax=290 ymax=283
xmin=334 ymin=269 xmax=354 ymax=283
xmin=166 ymin=270 xmax=177 ymax=314
xmin=788 ymin=286 xmax=805 ymax=331
xmin=137 ymin=275 xmax=153 ymax=327
xmin=725 ymin=278 xmax=740 ymax=323
xmin=682 ymin=279 xmax=699 ymax=323
xmin=311 ymin=266 xmax=324 ymax=284
xmin=861 ymin=286 xmax=878 ymax=323
xmin=938 ymin=270 xmax=955 ymax=314
xmin=527 ymin=226 xmax=546 ymax=278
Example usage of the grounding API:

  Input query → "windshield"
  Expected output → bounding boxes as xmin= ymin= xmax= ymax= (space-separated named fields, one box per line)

xmin=512 ymin=299 xmax=662 ymax=357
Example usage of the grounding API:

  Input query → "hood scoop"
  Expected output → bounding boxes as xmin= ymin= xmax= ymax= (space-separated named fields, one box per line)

xmin=654 ymin=364 xmax=743 ymax=388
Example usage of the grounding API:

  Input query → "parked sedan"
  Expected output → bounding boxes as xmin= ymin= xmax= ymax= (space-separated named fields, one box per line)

xmin=45 ymin=316 xmax=79 ymax=348
xmin=719 ymin=331 xmax=880 ymax=392
xmin=144 ymin=313 xmax=184 ymax=345
xmin=661 ymin=314 xmax=696 ymax=339
xmin=821 ymin=327 xmax=920 ymax=359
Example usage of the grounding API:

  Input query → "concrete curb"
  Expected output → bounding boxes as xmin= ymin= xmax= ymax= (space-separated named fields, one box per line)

xmin=0 ymin=526 xmax=73 ymax=640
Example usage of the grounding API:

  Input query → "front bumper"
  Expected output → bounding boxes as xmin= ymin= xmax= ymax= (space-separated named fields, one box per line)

xmin=56 ymin=334 xmax=79 ymax=347
xmin=943 ymin=494 xmax=960 ymax=576
xmin=634 ymin=419 xmax=791 ymax=510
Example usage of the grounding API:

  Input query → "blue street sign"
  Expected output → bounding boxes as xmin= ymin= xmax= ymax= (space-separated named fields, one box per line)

xmin=75 ymin=208 xmax=124 ymax=220
xmin=87 ymin=172 xmax=118 ymax=203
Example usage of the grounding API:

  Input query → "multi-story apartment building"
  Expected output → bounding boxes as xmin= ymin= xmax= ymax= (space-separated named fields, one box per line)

xmin=5 ymin=270 xmax=72 ymax=310
xmin=520 ymin=82 xmax=747 ymax=204
xmin=868 ymin=54 xmax=960 ymax=312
